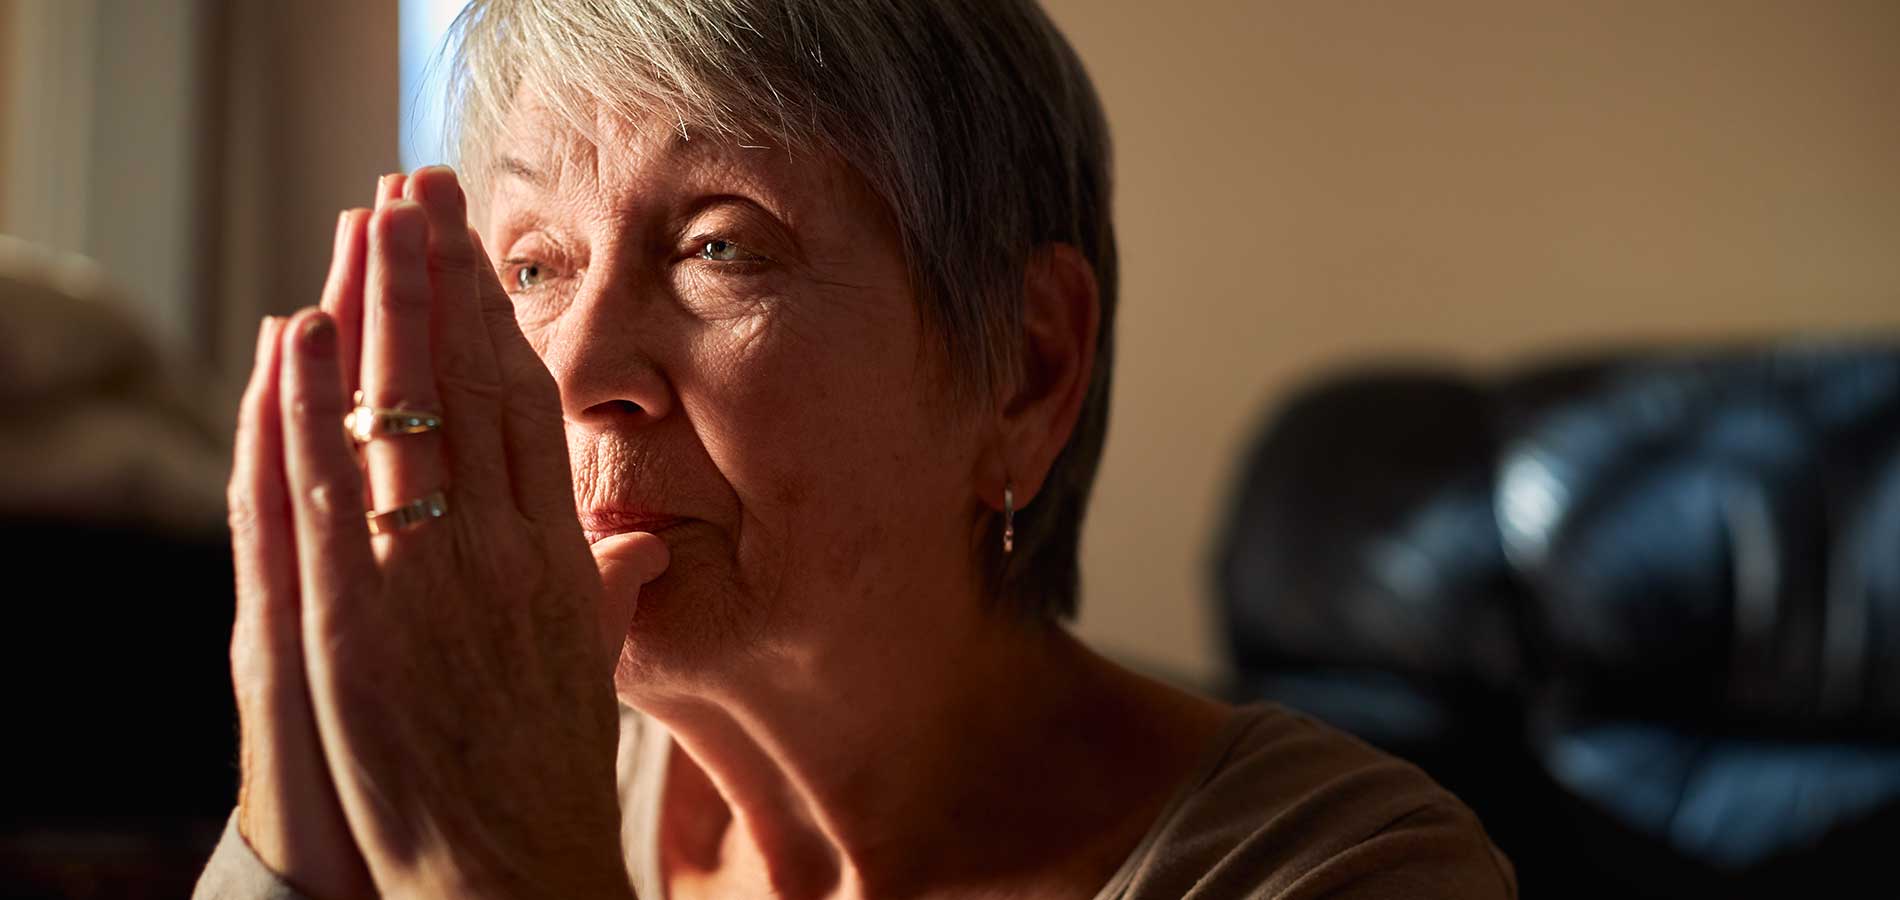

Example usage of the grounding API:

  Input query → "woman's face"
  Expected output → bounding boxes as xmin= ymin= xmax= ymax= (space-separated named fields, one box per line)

xmin=481 ymin=100 xmax=986 ymax=697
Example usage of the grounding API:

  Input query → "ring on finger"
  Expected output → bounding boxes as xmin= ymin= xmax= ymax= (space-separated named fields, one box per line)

xmin=345 ymin=389 xmax=443 ymax=444
xmin=366 ymin=489 xmax=450 ymax=536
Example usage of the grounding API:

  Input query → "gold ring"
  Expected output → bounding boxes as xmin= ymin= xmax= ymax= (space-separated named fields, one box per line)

xmin=345 ymin=390 xmax=443 ymax=444
xmin=366 ymin=490 xmax=449 ymax=535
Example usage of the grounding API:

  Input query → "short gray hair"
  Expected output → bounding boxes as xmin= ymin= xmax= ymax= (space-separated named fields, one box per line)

xmin=448 ymin=0 xmax=1118 ymax=620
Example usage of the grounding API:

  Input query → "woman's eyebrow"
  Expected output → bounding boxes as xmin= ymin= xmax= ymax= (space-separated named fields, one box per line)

xmin=494 ymin=155 xmax=548 ymax=187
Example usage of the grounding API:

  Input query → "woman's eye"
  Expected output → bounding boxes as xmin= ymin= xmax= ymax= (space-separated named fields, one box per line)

xmin=510 ymin=261 xmax=549 ymax=291
xmin=698 ymin=239 xmax=749 ymax=262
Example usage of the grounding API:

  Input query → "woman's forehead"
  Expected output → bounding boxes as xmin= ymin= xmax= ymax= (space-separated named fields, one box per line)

xmin=487 ymin=96 xmax=852 ymax=219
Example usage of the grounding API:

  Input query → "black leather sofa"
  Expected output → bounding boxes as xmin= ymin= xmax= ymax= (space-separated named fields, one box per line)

xmin=1217 ymin=341 xmax=1900 ymax=898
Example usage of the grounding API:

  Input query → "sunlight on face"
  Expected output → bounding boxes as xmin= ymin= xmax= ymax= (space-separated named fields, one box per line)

xmin=481 ymin=98 xmax=982 ymax=699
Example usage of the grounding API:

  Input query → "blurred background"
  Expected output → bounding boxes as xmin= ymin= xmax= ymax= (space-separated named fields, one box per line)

xmin=2 ymin=0 xmax=1896 ymax=897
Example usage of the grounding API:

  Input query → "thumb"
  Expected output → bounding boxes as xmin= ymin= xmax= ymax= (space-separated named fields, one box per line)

xmin=590 ymin=531 xmax=670 ymax=663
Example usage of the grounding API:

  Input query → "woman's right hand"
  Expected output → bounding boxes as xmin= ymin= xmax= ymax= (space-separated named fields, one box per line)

xmin=226 ymin=179 xmax=407 ymax=898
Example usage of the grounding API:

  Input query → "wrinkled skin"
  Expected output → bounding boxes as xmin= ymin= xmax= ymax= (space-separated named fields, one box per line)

xmin=228 ymin=167 xmax=663 ymax=898
xmin=225 ymin=104 xmax=1226 ymax=899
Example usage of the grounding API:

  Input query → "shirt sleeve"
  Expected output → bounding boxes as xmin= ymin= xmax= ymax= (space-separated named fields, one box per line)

xmin=191 ymin=810 xmax=313 ymax=900
xmin=1270 ymin=801 xmax=1519 ymax=900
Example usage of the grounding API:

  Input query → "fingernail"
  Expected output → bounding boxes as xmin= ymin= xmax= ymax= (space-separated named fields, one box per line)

xmin=377 ymin=173 xmax=405 ymax=206
xmin=332 ymin=210 xmax=351 ymax=255
xmin=300 ymin=313 xmax=335 ymax=354
xmin=254 ymin=316 xmax=279 ymax=363
xmin=387 ymin=201 xmax=427 ymax=252
xmin=416 ymin=165 xmax=464 ymax=209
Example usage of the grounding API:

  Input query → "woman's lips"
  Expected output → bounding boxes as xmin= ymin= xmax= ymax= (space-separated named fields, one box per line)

xmin=579 ymin=510 xmax=688 ymax=545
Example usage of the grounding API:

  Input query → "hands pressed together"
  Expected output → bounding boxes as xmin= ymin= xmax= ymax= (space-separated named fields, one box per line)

xmin=225 ymin=167 xmax=666 ymax=898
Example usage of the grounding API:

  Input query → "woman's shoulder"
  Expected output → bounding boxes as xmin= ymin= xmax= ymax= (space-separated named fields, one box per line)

xmin=1097 ymin=703 xmax=1519 ymax=900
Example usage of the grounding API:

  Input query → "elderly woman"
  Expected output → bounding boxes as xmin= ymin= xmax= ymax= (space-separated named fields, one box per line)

xmin=196 ymin=2 xmax=1513 ymax=898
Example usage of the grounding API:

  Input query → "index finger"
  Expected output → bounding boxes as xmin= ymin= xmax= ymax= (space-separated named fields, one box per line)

xmin=405 ymin=166 xmax=501 ymax=396
xmin=319 ymin=209 xmax=370 ymax=404
xmin=402 ymin=166 xmax=510 ymax=504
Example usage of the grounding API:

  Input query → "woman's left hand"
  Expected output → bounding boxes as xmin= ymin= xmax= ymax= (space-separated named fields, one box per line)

xmin=253 ymin=167 xmax=666 ymax=898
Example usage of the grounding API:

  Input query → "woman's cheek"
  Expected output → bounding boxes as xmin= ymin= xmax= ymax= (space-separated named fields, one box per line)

xmin=683 ymin=322 xmax=812 ymax=465
xmin=512 ymin=291 xmax=571 ymax=359
xmin=671 ymin=265 xmax=783 ymax=327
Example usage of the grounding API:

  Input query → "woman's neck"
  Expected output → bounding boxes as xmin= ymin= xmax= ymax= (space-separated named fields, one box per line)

xmin=630 ymin=605 xmax=1229 ymax=899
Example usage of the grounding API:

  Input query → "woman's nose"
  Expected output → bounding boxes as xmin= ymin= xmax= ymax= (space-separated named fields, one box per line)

xmin=538 ymin=268 xmax=676 ymax=434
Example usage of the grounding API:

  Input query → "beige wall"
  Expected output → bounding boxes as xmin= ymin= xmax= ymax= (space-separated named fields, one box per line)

xmin=1043 ymin=0 xmax=1900 ymax=683
xmin=0 ymin=2 xmax=12 ymax=220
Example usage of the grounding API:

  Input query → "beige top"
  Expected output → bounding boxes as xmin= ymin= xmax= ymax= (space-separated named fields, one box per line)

xmin=199 ymin=703 xmax=1517 ymax=899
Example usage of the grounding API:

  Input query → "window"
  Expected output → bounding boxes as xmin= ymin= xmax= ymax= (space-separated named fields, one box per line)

xmin=399 ymin=0 xmax=470 ymax=171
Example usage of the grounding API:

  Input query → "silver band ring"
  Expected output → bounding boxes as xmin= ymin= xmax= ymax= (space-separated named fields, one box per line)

xmin=345 ymin=390 xmax=443 ymax=444
xmin=366 ymin=490 xmax=449 ymax=536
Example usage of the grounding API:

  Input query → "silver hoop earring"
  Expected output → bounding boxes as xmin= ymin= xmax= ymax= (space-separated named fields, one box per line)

xmin=1003 ymin=483 xmax=1015 ymax=555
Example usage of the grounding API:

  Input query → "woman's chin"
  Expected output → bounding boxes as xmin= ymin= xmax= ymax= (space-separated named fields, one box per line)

xmin=611 ymin=568 xmax=755 ymax=697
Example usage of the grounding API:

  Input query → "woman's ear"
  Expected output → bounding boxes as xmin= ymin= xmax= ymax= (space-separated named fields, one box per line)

xmin=982 ymin=242 xmax=1100 ymax=509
